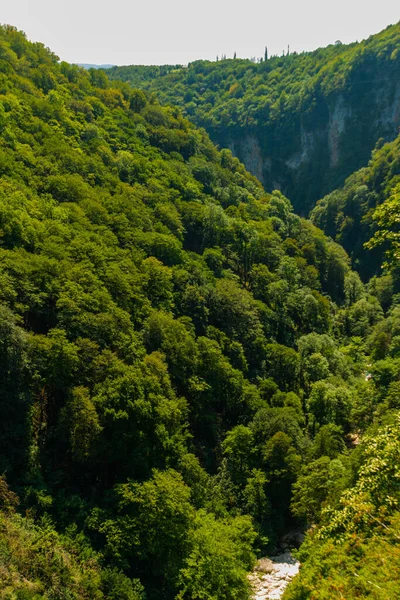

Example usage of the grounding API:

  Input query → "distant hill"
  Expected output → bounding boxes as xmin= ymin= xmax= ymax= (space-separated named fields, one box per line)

xmin=107 ymin=23 xmax=400 ymax=215
xmin=77 ymin=63 xmax=114 ymax=69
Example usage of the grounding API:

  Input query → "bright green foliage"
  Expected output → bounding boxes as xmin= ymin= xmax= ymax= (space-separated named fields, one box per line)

xmin=312 ymin=134 xmax=400 ymax=279
xmin=177 ymin=512 xmax=256 ymax=600
xmin=320 ymin=416 xmax=400 ymax=539
xmin=0 ymin=484 xmax=143 ymax=599
xmin=307 ymin=381 xmax=352 ymax=430
xmin=108 ymin=24 xmax=400 ymax=214
xmin=367 ymin=182 xmax=400 ymax=269
xmin=94 ymin=470 xmax=195 ymax=586
xmin=284 ymin=517 xmax=400 ymax=600
xmin=291 ymin=456 xmax=347 ymax=522
xmin=284 ymin=416 xmax=400 ymax=599
xmin=1 ymin=23 xmax=400 ymax=600
xmin=309 ymin=424 xmax=346 ymax=460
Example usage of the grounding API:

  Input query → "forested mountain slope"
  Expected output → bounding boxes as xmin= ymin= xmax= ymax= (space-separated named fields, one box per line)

xmin=107 ymin=23 xmax=400 ymax=214
xmin=1 ymin=24 xmax=400 ymax=600
xmin=284 ymin=415 xmax=400 ymax=600
xmin=311 ymin=132 xmax=400 ymax=280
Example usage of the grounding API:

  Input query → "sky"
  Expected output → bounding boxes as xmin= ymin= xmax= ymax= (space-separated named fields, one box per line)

xmin=2 ymin=0 xmax=399 ymax=66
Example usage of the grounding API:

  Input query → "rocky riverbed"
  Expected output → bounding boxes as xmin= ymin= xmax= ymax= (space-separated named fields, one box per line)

xmin=249 ymin=552 xmax=300 ymax=600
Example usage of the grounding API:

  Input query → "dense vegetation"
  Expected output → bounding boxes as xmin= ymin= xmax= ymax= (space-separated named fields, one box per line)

xmin=282 ymin=81 xmax=400 ymax=600
xmin=311 ymin=132 xmax=400 ymax=280
xmin=0 ymin=477 xmax=144 ymax=599
xmin=107 ymin=23 xmax=400 ymax=213
xmin=284 ymin=413 xmax=400 ymax=599
xmin=1 ymin=23 xmax=400 ymax=599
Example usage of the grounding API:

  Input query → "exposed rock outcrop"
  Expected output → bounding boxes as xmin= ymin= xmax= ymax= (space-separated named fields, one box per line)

xmin=219 ymin=77 xmax=400 ymax=214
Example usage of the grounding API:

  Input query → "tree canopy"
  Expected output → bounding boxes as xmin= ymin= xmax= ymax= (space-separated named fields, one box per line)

xmin=1 ymin=22 xmax=400 ymax=600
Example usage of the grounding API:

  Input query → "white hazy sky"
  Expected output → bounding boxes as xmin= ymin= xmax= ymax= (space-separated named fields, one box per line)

xmin=2 ymin=0 xmax=399 ymax=66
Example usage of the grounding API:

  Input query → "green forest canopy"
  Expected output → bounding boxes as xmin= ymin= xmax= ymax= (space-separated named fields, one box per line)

xmin=311 ymin=132 xmax=400 ymax=280
xmin=1 ymin=23 xmax=400 ymax=600
xmin=107 ymin=23 xmax=400 ymax=214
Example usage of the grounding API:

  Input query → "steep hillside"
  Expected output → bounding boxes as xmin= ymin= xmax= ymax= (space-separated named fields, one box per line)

xmin=1 ymin=24 xmax=400 ymax=600
xmin=107 ymin=23 xmax=400 ymax=214
xmin=284 ymin=415 xmax=400 ymax=600
xmin=311 ymin=133 xmax=400 ymax=280
xmin=0 ymin=476 xmax=143 ymax=599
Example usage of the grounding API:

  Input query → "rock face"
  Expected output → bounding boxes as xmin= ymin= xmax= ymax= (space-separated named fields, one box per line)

xmin=249 ymin=553 xmax=300 ymax=600
xmin=229 ymin=134 xmax=267 ymax=185
xmin=218 ymin=77 xmax=400 ymax=215
xmin=108 ymin=25 xmax=400 ymax=216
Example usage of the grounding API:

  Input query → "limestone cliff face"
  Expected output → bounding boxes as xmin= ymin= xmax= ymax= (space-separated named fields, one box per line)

xmin=107 ymin=23 xmax=400 ymax=217
xmin=219 ymin=79 xmax=400 ymax=214
xmin=228 ymin=135 xmax=267 ymax=185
